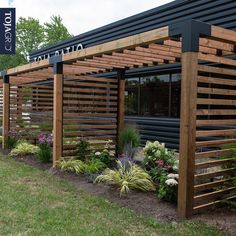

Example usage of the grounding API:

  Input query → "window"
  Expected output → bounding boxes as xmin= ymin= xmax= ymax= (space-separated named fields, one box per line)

xmin=125 ymin=73 xmax=181 ymax=118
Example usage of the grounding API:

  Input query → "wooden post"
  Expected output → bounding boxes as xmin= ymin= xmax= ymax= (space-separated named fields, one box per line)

xmin=117 ymin=70 xmax=125 ymax=153
xmin=2 ymin=75 xmax=10 ymax=149
xmin=178 ymin=52 xmax=198 ymax=218
xmin=53 ymin=62 xmax=63 ymax=167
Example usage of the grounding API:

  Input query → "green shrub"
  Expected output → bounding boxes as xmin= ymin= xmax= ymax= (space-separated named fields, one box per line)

xmin=158 ymin=173 xmax=178 ymax=203
xmin=76 ymin=140 xmax=90 ymax=161
xmin=37 ymin=133 xmax=52 ymax=163
xmin=95 ymin=160 xmax=156 ymax=196
xmin=118 ymin=126 xmax=140 ymax=156
xmin=90 ymin=140 xmax=115 ymax=166
xmin=59 ymin=159 xmax=105 ymax=174
xmin=82 ymin=159 xmax=106 ymax=174
xmin=0 ymin=136 xmax=2 ymax=144
xmin=37 ymin=146 xmax=52 ymax=163
xmin=143 ymin=141 xmax=178 ymax=181
xmin=9 ymin=141 xmax=39 ymax=157
xmin=7 ymin=130 xmax=20 ymax=149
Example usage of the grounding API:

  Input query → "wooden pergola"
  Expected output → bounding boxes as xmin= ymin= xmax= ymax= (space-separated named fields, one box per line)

xmin=1 ymin=20 xmax=236 ymax=218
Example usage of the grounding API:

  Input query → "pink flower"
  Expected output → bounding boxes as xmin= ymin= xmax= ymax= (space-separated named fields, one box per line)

xmin=155 ymin=159 xmax=164 ymax=166
xmin=163 ymin=165 xmax=170 ymax=171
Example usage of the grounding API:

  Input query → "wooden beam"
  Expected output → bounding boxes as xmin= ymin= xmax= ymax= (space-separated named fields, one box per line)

xmin=63 ymin=26 xmax=169 ymax=62
xmin=117 ymin=70 xmax=125 ymax=152
xmin=178 ymin=52 xmax=198 ymax=219
xmin=53 ymin=63 xmax=63 ymax=167
xmin=211 ymin=25 xmax=236 ymax=43
xmin=2 ymin=77 xmax=10 ymax=149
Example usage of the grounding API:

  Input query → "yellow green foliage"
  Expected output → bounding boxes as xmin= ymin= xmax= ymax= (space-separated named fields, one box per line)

xmin=10 ymin=141 xmax=39 ymax=157
xmin=95 ymin=160 xmax=156 ymax=196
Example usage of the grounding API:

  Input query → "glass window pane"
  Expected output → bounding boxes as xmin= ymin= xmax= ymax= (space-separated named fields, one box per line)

xmin=171 ymin=74 xmax=181 ymax=118
xmin=140 ymin=75 xmax=170 ymax=117
xmin=125 ymin=78 xmax=139 ymax=115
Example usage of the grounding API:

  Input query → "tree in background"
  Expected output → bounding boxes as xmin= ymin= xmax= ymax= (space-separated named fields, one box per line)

xmin=0 ymin=52 xmax=27 ymax=71
xmin=0 ymin=15 xmax=72 ymax=71
xmin=44 ymin=15 xmax=72 ymax=46
xmin=16 ymin=17 xmax=45 ymax=59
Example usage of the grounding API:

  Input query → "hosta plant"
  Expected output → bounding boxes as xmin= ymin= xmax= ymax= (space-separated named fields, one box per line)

xmin=9 ymin=141 xmax=39 ymax=157
xmin=95 ymin=160 xmax=156 ymax=196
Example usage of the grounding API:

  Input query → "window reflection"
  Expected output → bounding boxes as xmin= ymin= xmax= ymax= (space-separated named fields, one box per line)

xmin=125 ymin=73 xmax=181 ymax=118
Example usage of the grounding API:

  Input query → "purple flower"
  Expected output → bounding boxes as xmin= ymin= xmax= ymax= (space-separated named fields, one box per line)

xmin=38 ymin=133 xmax=53 ymax=145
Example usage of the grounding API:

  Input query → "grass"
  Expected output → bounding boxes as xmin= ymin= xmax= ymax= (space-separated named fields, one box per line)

xmin=0 ymin=155 xmax=230 ymax=236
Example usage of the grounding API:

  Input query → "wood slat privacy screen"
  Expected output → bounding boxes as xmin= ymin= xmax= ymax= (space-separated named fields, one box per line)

xmin=192 ymin=45 xmax=236 ymax=213
xmin=62 ymin=76 xmax=118 ymax=159
xmin=9 ymin=84 xmax=53 ymax=142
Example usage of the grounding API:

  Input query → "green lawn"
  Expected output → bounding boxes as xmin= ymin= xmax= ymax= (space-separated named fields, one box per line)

xmin=0 ymin=155 xmax=230 ymax=236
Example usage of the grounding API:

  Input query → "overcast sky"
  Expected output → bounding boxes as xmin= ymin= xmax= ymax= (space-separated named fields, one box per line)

xmin=1 ymin=0 xmax=173 ymax=36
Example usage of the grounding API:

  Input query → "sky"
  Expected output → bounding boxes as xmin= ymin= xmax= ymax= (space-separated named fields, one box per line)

xmin=1 ymin=0 xmax=174 ymax=36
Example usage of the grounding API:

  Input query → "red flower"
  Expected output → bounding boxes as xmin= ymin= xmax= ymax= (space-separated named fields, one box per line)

xmin=155 ymin=159 xmax=164 ymax=166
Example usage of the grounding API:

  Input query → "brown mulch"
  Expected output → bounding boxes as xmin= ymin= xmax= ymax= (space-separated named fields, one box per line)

xmin=1 ymin=149 xmax=236 ymax=235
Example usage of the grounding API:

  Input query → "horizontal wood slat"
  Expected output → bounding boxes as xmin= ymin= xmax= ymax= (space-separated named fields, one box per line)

xmin=196 ymin=119 xmax=236 ymax=126
xmin=195 ymin=149 xmax=235 ymax=159
xmin=196 ymin=129 xmax=236 ymax=137
xmin=194 ymin=177 xmax=236 ymax=193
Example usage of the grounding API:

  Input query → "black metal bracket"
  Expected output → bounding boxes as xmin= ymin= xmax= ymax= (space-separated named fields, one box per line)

xmin=117 ymin=69 xmax=126 ymax=80
xmin=169 ymin=20 xmax=211 ymax=52
xmin=0 ymin=70 xmax=9 ymax=83
xmin=49 ymin=55 xmax=63 ymax=74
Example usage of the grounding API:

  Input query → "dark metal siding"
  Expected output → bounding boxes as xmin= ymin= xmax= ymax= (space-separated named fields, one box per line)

xmin=125 ymin=116 xmax=180 ymax=150
xmin=29 ymin=0 xmax=236 ymax=60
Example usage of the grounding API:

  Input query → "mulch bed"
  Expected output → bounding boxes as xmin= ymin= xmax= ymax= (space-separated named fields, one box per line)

xmin=1 ymin=148 xmax=236 ymax=235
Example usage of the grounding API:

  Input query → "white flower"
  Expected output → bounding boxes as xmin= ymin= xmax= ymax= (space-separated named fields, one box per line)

xmin=167 ymin=173 xmax=179 ymax=180
xmin=109 ymin=151 xmax=115 ymax=156
xmin=95 ymin=152 xmax=101 ymax=156
xmin=155 ymin=150 xmax=161 ymax=158
xmin=165 ymin=178 xmax=178 ymax=186
xmin=167 ymin=173 xmax=176 ymax=179
xmin=173 ymin=165 xmax=179 ymax=171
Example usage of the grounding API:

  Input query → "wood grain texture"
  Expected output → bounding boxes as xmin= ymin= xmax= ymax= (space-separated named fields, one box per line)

xmin=178 ymin=52 xmax=198 ymax=218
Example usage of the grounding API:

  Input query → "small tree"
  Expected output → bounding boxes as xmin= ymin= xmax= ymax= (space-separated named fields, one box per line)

xmin=44 ymin=15 xmax=72 ymax=46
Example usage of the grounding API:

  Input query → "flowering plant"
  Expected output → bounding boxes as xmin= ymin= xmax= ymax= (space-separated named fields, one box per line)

xmin=143 ymin=141 xmax=178 ymax=181
xmin=7 ymin=129 xmax=20 ymax=149
xmin=38 ymin=133 xmax=53 ymax=146
xmin=158 ymin=173 xmax=179 ymax=202
xmin=37 ymin=133 xmax=52 ymax=163
xmin=91 ymin=140 xmax=115 ymax=166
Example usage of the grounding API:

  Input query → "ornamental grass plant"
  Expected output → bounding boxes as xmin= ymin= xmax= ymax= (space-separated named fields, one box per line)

xmin=95 ymin=160 xmax=156 ymax=196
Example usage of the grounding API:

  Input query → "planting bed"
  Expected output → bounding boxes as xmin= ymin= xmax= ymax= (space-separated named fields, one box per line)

xmin=2 ymin=148 xmax=235 ymax=235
